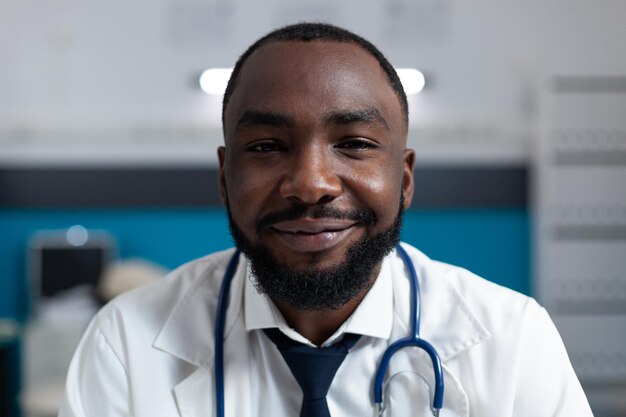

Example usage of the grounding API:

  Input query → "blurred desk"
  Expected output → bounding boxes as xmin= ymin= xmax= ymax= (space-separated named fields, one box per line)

xmin=0 ymin=319 xmax=20 ymax=417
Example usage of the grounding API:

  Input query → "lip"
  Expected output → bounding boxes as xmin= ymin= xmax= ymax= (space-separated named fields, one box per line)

xmin=270 ymin=218 xmax=358 ymax=252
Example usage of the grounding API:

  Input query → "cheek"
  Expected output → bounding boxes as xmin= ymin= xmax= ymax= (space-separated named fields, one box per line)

xmin=224 ymin=164 xmax=279 ymax=226
xmin=225 ymin=159 xmax=280 ymax=232
xmin=347 ymin=165 xmax=404 ymax=221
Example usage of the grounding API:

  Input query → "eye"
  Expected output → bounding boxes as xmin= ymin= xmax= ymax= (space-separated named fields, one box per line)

xmin=336 ymin=138 xmax=378 ymax=151
xmin=246 ymin=141 xmax=287 ymax=153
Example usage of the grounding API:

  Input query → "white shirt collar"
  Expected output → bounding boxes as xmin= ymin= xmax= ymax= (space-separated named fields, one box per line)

xmin=244 ymin=253 xmax=394 ymax=347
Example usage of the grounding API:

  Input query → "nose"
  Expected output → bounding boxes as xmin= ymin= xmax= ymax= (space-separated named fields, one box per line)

xmin=279 ymin=145 xmax=342 ymax=205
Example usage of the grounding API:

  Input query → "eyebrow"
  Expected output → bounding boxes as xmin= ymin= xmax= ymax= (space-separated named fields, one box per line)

xmin=324 ymin=108 xmax=390 ymax=131
xmin=234 ymin=111 xmax=294 ymax=132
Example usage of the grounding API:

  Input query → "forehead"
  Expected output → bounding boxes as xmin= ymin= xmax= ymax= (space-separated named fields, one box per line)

xmin=223 ymin=41 xmax=404 ymax=135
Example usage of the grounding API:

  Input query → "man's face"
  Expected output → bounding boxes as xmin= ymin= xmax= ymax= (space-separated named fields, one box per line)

xmin=219 ymin=40 xmax=415 ymax=309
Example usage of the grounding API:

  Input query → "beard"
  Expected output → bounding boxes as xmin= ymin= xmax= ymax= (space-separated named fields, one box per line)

xmin=226 ymin=199 xmax=403 ymax=311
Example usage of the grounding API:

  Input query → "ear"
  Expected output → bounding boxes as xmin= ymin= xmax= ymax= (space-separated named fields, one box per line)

xmin=217 ymin=146 xmax=228 ymax=206
xmin=402 ymin=149 xmax=415 ymax=209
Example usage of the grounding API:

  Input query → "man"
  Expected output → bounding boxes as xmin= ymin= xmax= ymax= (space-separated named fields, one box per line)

xmin=59 ymin=23 xmax=592 ymax=417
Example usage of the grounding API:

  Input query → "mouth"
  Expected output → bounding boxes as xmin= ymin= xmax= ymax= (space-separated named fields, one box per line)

xmin=270 ymin=217 xmax=358 ymax=252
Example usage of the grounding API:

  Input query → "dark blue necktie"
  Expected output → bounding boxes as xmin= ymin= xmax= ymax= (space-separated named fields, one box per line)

xmin=263 ymin=328 xmax=361 ymax=417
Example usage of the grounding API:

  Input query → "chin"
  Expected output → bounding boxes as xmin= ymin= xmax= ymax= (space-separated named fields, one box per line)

xmin=270 ymin=240 xmax=355 ymax=267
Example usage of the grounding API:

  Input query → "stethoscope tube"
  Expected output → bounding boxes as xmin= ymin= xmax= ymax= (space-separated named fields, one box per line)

xmin=373 ymin=244 xmax=444 ymax=416
xmin=214 ymin=249 xmax=241 ymax=417
xmin=214 ymin=245 xmax=444 ymax=417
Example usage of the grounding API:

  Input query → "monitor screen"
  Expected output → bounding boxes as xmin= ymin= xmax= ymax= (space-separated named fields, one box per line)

xmin=29 ymin=229 xmax=115 ymax=302
xmin=39 ymin=247 xmax=106 ymax=298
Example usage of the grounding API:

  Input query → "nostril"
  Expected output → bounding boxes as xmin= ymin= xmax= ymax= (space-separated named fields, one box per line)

xmin=285 ymin=194 xmax=336 ymax=205
xmin=318 ymin=195 xmax=335 ymax=205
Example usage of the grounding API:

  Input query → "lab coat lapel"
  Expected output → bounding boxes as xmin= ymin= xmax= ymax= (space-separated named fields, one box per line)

xmin=392 ymin=246 xmax=491 ymax=361
xmin=172 ymin=321 xmax=253 ymax=417
xmin=152 ymin=249 xmax=247 ymax=417
xmin=174 ymin=366 xmax=216 ymax=417
xmin=154 ymin=249 xmax=244 ymax=367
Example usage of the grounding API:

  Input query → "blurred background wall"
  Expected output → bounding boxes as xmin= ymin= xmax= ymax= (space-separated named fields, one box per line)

xmin=0 ymin=0 xmax=625 ymax=416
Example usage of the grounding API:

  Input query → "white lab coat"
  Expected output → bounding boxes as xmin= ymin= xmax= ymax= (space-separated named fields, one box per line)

xmin=58 ymin=244 xmax=593 ymax=417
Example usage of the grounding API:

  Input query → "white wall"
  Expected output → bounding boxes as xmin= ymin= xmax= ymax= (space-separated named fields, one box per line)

xmin=1 ymin=0 xmax=625 ymax=165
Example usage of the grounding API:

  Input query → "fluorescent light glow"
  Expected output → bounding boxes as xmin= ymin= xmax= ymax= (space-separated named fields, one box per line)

xmin=199 ymin=67 xmax=425 ymax=95
xmin=199 ymin=68 xmax=233 ymax=95
xmin=397 ymin=68 xmax=426 ymax=95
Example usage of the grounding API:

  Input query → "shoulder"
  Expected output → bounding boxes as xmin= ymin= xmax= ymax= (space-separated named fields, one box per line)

xmin=400 ymin=241 xmax=533 ymax=308
xmin=398 ymin=242 xmax=541 ymax=342
xmin=434 ymin=256 xmax=536 ymax=321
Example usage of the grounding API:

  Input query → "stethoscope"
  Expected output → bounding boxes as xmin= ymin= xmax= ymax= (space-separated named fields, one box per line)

xmin=214 ymin=244 xmax=444 ymax=417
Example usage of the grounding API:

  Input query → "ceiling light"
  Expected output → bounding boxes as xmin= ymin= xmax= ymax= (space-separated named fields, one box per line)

xmin=199 ymin=67 xmax=425 ymax=95
xmin=396 ymin=68 xmax=426 ymax=95
xmin=199 ymin=68 xmax=233 ymax=95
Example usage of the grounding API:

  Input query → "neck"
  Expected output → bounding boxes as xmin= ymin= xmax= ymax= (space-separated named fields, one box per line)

xmin=273 ymin=263 xmax=381 ymax=346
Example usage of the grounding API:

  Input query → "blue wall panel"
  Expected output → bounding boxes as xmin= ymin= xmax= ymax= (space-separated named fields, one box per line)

xmin=402 ymin=209 xmax=530 ymax=295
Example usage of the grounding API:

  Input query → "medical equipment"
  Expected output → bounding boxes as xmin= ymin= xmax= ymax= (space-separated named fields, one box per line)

xmin=28 ymin=226 xmax=116 ymax=306
xmin=214 ymin=244 xmax=444 ymax=417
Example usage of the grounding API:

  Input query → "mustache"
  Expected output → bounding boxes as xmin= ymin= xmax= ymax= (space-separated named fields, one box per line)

xmin=256 ymin=204 xmax=376 ymax=235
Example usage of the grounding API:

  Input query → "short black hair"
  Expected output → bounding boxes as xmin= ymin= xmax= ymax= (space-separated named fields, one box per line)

xmin=222 ymin=22 xmax=408 ymax=128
